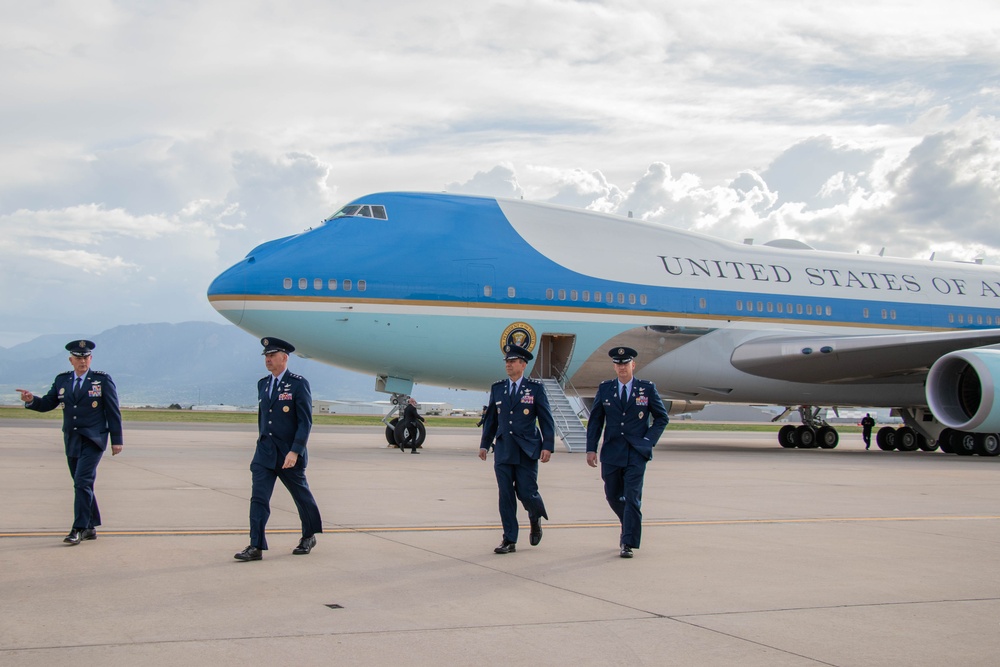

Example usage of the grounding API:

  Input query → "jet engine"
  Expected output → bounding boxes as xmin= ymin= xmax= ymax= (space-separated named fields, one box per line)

xmin=926 ymin=349 xmax=1000 ymax=432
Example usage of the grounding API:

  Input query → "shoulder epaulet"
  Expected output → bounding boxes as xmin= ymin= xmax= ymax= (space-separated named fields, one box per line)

xmin=286 ymin=372 xmax=305 ymax=380
xmin=91 ymin=370 xmax=109 ymax=376
xmin=491 ymin=379 xmax=506 ymax=387
xmin=56 ymin=370 xmax=73 ymax=378
xmin=598 ymin=378 xmax=615 ymax=387
xmin=524 ymin=377 xmax=542 ymax=385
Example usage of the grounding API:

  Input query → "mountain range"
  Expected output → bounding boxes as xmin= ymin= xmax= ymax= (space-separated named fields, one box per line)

xmin=0 ymin=321 xmax=476 ymax=409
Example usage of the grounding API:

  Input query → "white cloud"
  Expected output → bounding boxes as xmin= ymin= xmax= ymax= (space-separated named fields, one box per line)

xmin=2 ymin=1 xmax=1000 ymax=344
xmin=447 ymin=164 xmax=523 ymax=198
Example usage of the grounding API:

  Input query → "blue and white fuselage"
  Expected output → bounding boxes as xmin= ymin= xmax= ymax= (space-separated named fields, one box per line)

xmin=209 ymin=192 xmax=1000 ymax=449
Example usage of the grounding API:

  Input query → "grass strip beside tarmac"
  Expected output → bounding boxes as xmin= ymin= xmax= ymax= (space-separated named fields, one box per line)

xmin=0 ymin=405 xmax=863 ymax=432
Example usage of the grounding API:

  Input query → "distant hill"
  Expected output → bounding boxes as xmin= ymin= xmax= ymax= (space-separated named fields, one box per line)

xmin=0 ymin=322 xmax=479 ymax=409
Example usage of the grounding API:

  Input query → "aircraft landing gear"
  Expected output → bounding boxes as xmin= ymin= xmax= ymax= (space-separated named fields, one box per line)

xmin=933 ymin=428 xmax=998 ymax=456
xmin=774 ymin=406 xmax=840 ymax=449
xmin=776 ymin=405 xmax=999 ymax=456
xmin=382 ymin=393 xmax=427 ymax=452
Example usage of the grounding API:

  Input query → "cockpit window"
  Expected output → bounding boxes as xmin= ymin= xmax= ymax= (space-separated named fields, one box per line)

xmin=325 ymin=204 xmax=388 ymax=222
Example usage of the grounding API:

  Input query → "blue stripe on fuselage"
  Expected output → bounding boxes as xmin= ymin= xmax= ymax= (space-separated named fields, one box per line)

xmin=207 ymin=192 xmax=1000 ymax=333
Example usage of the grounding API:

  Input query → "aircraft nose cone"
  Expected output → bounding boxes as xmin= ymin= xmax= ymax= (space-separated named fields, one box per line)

xmin=207 ymin=259 xmax=250 ymax=326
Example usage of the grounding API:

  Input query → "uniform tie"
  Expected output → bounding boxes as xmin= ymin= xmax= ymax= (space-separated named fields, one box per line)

xmin=509 ymin=380 xmax=517 ymax=396
xmin=269 ymin=376 xmax=277 ymax=398
xmin=74 ymin=376 xmax=83 ymax=399
xmin=620 ymin=384 xmax=628 ymax=404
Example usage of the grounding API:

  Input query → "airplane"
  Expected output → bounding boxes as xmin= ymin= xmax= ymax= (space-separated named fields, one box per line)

xmin=208 ymin=191 xmax=1000 ymax=456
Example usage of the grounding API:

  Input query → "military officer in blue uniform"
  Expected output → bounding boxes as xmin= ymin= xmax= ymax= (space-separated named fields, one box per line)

xmin=17 ymin=340 xmax=124 ymax=546
xmin=479 ymin=344 xmax=555 ymax=554
xmin=234 ymin=337 xmax=323 ymax=561
xmin=586 ymin=346 xmax=668 ymax=558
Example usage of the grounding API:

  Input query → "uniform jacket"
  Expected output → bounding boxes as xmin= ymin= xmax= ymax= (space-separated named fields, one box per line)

xmin=25 ymin=370 xmax=123 ymax=455
xmin=480 ymin=377 xmax=555 ymax=464
xmin=255 ymin=371 xmax=312 ymax=469
xmin=586 ymin=378 xmax=669 ymax=466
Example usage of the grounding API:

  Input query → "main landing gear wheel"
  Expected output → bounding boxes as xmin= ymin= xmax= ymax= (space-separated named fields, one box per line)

xmin=795 ymin=425 xmax=818 ymax=448
xmin=775 ymin=406 xmax=840 ymax=450
xmin=974 ymin=432 xmax=1000 ymax=457
xmin=953 ymin=431 xmax=976 ymax=456
xmin=917 ymin=434 xmax=938 ymax=452
xmin=876 ymin=426 xmax=896 ymax=451
xmin=817 ymin=426 xmax=839 ymax=449
xmin=895 ymin=427 xmax=919 ymax=452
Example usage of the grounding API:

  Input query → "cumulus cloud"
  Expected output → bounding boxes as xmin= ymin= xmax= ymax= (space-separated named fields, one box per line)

xmin=446 ymin=164 xmax=524 ymax=199
xmin=0 ymin=147 xmax=340 ymax=343
xmin=547 ymin=113 xmax=1000 ymax=263
xmin=3 ymin=2 xmax=1000 ymax=345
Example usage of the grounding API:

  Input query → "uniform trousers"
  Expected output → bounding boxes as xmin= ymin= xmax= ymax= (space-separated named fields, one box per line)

xmin=66 ymin=437 xmax=103 ymax=530
xmin=249 ymin=462 xmax=323 ymax=550
xmin=493 ymin=446 xmax=548 ymax=543
xmin=601 ymin=449 xmax=647 ymax=548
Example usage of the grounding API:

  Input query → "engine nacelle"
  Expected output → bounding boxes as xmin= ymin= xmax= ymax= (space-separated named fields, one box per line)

xmin=926 ymin=349 xmax=1000 ymax=432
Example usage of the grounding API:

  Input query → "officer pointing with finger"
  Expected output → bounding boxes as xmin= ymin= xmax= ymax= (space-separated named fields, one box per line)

xmin=18 ymin=340 xmax=124 ymax=546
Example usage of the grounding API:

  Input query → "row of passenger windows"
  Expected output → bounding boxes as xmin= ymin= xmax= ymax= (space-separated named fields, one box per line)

xmin=951 ymin=313 xmax=998 ymax=325
xmin=737 ymin=299 xmax=1000 ymax=324
xmin=280 ymin=280 xmax=997 ymax=326
xmin=736 ymin=300 xmax=834 ymax=317
xmin=541 ymin=288 xmax=648 ymax=305
xmin=483 ymin=286 xmax=650 ymax=305
xmin=735 ymin=300 xmax=894 ymax=320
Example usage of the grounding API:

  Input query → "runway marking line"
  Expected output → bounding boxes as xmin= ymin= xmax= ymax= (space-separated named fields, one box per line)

xmin=3 ymin=514 xmax=998 ymax=538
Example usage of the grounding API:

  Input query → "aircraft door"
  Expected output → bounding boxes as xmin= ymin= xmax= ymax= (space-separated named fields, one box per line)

xmin=532 ymin=334 xmax=576 ymax=381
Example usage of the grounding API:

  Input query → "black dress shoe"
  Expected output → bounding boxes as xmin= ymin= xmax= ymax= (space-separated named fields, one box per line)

xmin=234 ymin=546 xmax=262 ymax=561
xmin=620 ymin=544 xmax=634 ymax=559
xmin=81 ymin=528 xmax=97 ymax=541
xmin=63 ymin=529 xmax=83 ymax=545
xmin=529 ymin=518 xmax=543 ymax=546
xmin=292 ymin=535 xmax=316 ymax=555
xmin=494 ymin=540 xmax=516 ymax=554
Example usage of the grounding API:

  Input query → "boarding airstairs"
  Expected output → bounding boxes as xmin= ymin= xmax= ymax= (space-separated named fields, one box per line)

xmin=539 ymin=378 xmax=588 ymax=452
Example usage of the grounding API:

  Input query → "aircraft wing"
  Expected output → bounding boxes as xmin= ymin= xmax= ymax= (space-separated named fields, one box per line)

xmin=730 ymin=328 xmax=1000 ymax=384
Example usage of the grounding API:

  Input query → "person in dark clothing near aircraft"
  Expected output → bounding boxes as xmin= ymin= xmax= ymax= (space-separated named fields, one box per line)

xmin=861 ymin=413 xmax=876 ymax=450
xmin=398 ymin=397 xmax=425 ymax=453
xmin=234 ymin=337 xmax=323 ymax=562
xmin=586 ymin=346 xmax=668 ymax=558
xmin=479 ymin=344 xmax=554 ymax=554
xmin=18 ymin=340 xmax=124 ymax=546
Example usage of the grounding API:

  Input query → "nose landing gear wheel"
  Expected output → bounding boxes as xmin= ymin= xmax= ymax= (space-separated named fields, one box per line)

xmin=394 ymin=420 xmax=426 ymax=453
xmin=384 ymin=417 xmax=400 ymax=446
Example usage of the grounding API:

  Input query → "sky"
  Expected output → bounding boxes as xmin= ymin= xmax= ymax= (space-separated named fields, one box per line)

xmin=2 ymin=0 xmax=999 ymax=347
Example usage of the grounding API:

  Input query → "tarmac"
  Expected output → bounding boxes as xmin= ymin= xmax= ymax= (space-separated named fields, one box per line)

xmin=1 ymin=420 xmax=999 ymax=666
